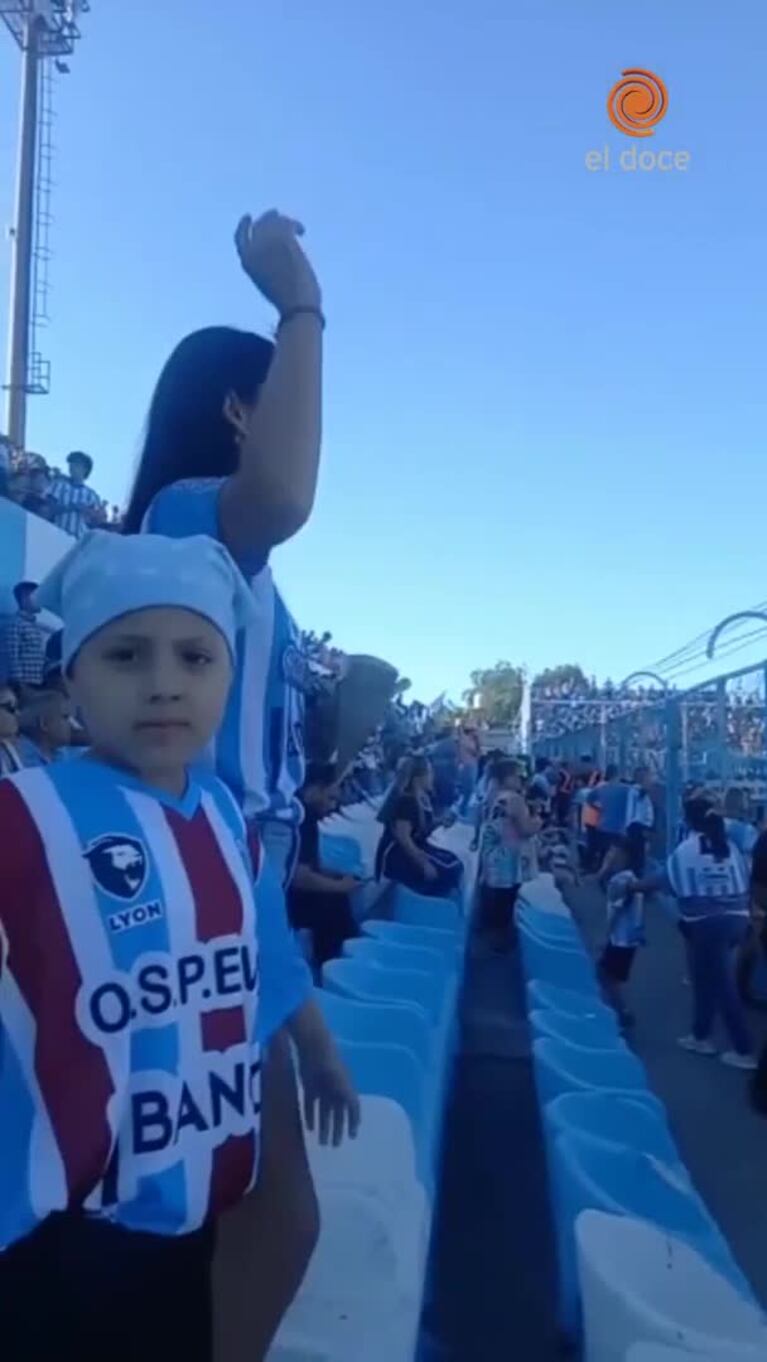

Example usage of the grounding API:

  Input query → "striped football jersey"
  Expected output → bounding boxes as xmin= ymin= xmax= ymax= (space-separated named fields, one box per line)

xmin=0 ymin=756 xmax=261 ymax=1249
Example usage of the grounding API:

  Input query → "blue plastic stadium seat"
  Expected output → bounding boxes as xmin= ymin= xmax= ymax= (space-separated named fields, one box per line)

xmin=344 ymin=936 xmax=447 ymax=986
xmin=532 ymin=1036 xmax=648 ymax=1108
xmin=545 ymin=1090 xmax=680 ymax=1168
xmin=518 ymin=916 xmax=587 ymax=950
xmin=319 ymin=832 xmax=365 ymax=877
xmin=520 ymin=934 xmax=597 ymax=994
xmin=390 ymin=885 xmax=462 ymax=933
xmin=529 ymin=1008 xmax=626 ymax=1053
xmin=553 ymin=1129 xmax=753 ymax=1338
xmin=362 ymin=919 xmax=460 ymax=969
xmin=343 ymin=939 xmax=459 ymax=1079
xmin=526 ymin=981 xmax=618 ymax=1030
xmin=313 ymin=987 xmax=432 ymax=1069
xmin=334 ymin=1038 xmax=431 ymax=1183
xmin=518 ymin=906 xmax=580 ymax=939
xmin=321 ymin=956 xmax=442 ymax=1027
xmin=540 ymin=1090 xmax=684 ymax=1340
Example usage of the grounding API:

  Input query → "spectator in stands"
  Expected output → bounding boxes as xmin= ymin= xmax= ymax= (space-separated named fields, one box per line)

xmin=47 ymin=451 xmax=104 ymax=538
xmin=624 ymin=765 xmax=655 ymax=835
xmin=288 ymin=762 xmax=361 ymax=966
xmin=122 ymin=209 xmax=347 ymax=1356
xmin=586 ymin=764 xmax=628 ymax=872
xmin=0 ymin=682 xmax=23 ymax=775
xmin=737 ymin=823 xmax=767 ymax=1009
xmin=0 ymin=528 xmax=310 ymax=1357
xmin=5 ymin=466 xmax=32 ymax=509
xmin=597 ymin=822 xmax=647 ymax=1029
xmin=0 ymin=581 xmax=46 ymax=688
xmin=469 ymin=748 xmax=504 ymax=852
xmin=16 ymin=689 xmax=73 ymax=767
xmin=529 ymin=756 xmax=555 ymax=820
xmin=375 ymin=754 xmax=463 ymax=896
xmin=554 ymin=760 xmax=574 ymax=828
xmin=662 ymin=798 xmax=755 ymax=1069
xmin=478 ymin=758 xmax=541 ymax=949
xmin=723 ymin=786 xmax=758 ymax=859
xmin=23 ymin=456 xmax=54 ymax=519
xmin=457 ymin=724 xmax=480 ymax=816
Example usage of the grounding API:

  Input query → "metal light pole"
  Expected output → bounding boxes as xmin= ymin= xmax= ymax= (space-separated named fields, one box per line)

xmin=5 ymin=13 xmax=41 ymax=449
xmin=1 ymin=2 xmax=89 ymax=450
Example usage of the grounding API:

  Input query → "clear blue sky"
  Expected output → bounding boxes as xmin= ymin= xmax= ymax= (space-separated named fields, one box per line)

xmin=1 ymin=1 xmax=765 ymax=703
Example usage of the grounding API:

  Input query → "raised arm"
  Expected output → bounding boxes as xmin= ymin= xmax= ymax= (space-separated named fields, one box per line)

xmin=220 ymin=211 xmax=323 ymax=556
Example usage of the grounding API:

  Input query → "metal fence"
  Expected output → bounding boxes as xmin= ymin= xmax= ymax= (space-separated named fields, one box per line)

xmin=532 ymin=660 xmax=767 ymax=850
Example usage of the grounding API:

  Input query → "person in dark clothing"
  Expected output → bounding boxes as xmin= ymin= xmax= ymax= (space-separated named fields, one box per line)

xmin=288 ymin=763 xmax=362 ymax=966
xmin=375 ymin=754 xmax=463 ymax=897
xmin=737 ymin=828 xmax=767 ymax=1008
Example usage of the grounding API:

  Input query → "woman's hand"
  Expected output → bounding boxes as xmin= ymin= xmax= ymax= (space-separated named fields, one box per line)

xmin=235 ymin=210 xmax=321 ymax=315
xmin=422 ymin=860 xmax=439 ymax=884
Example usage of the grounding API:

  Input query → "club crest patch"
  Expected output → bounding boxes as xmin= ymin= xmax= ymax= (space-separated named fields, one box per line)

xmin=85 ymin=835 xmax=149 ymax=902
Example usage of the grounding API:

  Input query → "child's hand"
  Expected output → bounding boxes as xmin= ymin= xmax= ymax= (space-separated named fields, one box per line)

xmin=300 ymin=1047 xmax=361 ymax=1147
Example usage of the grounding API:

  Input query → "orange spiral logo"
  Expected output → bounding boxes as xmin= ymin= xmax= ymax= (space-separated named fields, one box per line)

xmin=607 ymin=68 xmax=668 ymax=138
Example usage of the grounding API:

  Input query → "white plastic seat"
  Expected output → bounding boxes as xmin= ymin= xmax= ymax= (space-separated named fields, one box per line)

xmin=307 ymin=1094 xmax=419 ymax=1193
xmin=268 ymin=1187 xmax=425 ymax=1362
xmin=576 ymin=1211 xmax=767 ymax=1362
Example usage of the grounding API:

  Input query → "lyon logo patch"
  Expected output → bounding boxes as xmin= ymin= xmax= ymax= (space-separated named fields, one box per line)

xmin=85 ymin=835 xmax=149 ymax=902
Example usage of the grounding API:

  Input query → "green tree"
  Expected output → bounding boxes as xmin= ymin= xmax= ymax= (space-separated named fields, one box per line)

xmin=462 ymin=662 xmax=525 ymax=727
xmin=532 ymin=664 xmax=589 ymax=694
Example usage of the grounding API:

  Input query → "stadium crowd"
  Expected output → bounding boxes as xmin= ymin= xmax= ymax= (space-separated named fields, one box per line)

xmin=0 ymin=437 xmax=120 ymax=537
xmin=530 ymin=677 xmax=669 ymax=743
xmin=495 ymin=753 xmax=767 ymax=1102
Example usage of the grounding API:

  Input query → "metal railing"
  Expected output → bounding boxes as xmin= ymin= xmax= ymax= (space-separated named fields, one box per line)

xmin=531 ymin=659 xmax=767 ymax=850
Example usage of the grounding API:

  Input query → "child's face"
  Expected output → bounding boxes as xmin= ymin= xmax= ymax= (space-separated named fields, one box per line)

xmin=68 ymin=607 xmax=232 ymax=786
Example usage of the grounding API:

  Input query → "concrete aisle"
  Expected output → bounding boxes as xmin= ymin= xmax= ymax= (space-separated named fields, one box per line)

xmin=571 ymin=879 xmax=767 ymax=1305
xmin=422 ymin=937 xmax=561 ymax=1362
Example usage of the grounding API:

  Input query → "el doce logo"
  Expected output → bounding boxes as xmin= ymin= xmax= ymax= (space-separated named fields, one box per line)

xmin=586 ymin=67 xmax=690 ymax=173
xmin=608 ymin=68 xmax=668 ymax=137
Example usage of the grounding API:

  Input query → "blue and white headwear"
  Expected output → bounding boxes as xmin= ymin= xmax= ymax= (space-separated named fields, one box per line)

xmin=34 ymin=530 xmax=257 ymax=671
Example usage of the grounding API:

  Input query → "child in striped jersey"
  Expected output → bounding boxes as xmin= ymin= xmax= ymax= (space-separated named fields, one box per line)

xmin=597 ymin=822 xmax=647 ymax=1029
xmin=0 ymin=532 xmax=357 ymax=1362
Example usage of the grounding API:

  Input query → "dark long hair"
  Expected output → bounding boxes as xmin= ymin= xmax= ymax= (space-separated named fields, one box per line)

xmin=123 ymin=327 xmax=274 ymax=533
xmin=377 ymin=754 xmax=431 ymax=827
xmin=685 ymin=796 xmax=730 ymax=862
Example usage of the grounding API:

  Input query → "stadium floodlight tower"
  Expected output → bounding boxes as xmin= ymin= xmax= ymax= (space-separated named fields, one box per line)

xmin=1 ymin=1 xmax=89 ymax=451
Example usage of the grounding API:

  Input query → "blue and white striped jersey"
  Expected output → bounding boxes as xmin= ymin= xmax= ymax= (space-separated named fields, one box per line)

xmin=0 ymin=757 xmax=261 ymax=1249
xmin=47 ymin=476 xmax=102 ymax=539
xmin=142 ymin=479 xmax=308 ymax=826
xmin=666 ymin=832 xmax=750 ymax=920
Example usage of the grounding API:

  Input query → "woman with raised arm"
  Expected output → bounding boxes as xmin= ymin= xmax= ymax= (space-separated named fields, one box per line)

xmin=124 ymin=210 xmax=358 ymax=1359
